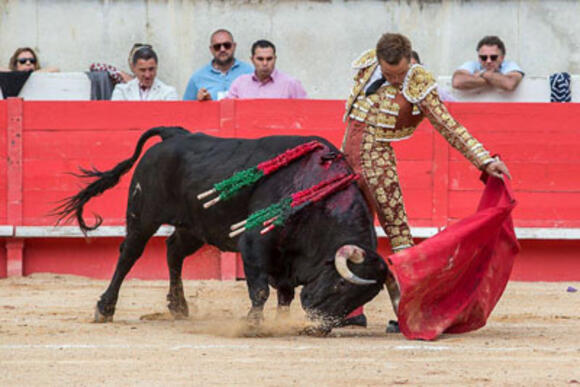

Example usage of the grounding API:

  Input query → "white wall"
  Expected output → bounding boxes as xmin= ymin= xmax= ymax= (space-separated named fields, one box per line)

xmin=1 ymin=0 xmax=579 ymax=99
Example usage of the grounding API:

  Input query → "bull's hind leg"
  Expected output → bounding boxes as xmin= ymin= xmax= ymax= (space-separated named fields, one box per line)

xmin=95 ymin=225 xmax=158 ymax=323
xmin=166 ymin=229 xmax=203 ymax=319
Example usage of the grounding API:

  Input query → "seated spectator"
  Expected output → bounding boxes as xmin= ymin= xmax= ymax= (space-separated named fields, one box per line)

xmin=88 ymin=43 xmax=149 ymax=100
xmin=0 ymin=47 xmax=59 ymax=73
xmin=226 ymin=40 xmax=307 ymax=99
xmin=89 ymin=43 xmax=145 ymax=86
xmin=410 ymin=50 xmax=455 ymax=102
xmin=111 ymin=46 xmax=178 ymax=101
xmin=183 ymin=29 xmax=253 ymax=101
xmin=452 ymin=36 xmax=524 ymax=92
xmin=0 ymin=47 xmax=59 ymax=97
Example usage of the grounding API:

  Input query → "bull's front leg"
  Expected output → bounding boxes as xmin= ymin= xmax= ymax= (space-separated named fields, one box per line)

xmin=385 ymin=269 xmax=401 ymax=333
xmin=276 ymin=286 xmax=294 ymax=320
xmin=239 ymin=241 xmax=272 ymax=326
xmin=244 ymin=267 xmax=270 ymax=326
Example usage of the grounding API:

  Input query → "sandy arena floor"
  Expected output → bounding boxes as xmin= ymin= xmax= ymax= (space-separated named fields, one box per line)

xmin=0 ymin=273 xmax=578 ymax=386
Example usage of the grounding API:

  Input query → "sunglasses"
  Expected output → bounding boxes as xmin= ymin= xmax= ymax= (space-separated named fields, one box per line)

xmin=479 ymin=55 xmax=499 ymax=62
xmin=17 ymin=57 xmax=36 ymax=65
xmin=212 ymin=42 xmax=233 ymax=51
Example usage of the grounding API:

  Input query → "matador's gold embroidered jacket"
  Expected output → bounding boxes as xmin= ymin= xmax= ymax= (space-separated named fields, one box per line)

xmin=344 ymin=49 xmax=493 ymax=169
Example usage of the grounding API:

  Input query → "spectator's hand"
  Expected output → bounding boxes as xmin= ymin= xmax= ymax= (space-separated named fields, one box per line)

xmin=485 ymin=158 xmax=511 ymax=179
xmin=197 ymin=88 xmax=212 ymax=101
xmin=120 ymin=71 xmax=134 ymax=83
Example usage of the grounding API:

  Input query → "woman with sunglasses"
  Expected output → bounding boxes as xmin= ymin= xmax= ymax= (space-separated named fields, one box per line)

xmin=3 ymin=47 xmax=59 ymax=73
xmin=0 ymin=47 xmax=58 ymax=98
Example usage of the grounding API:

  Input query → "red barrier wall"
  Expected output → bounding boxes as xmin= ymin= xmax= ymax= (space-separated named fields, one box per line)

xmin=1 ymin=98 xmax=579 ymax=281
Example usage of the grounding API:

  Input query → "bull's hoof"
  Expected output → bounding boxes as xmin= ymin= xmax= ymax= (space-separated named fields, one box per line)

xmin=300 ymin=324 xmax=332 ymax=337
xmin=94 ymin=306 xmax=113 ymax=323
xmin=167 ymin=291 xmax=190 ymax=320
xmin=386 ymin=319 xmax=400 ymax=333
xmin=170 ymin=310 xmax=189 ymax=320
xmin=168 ymin=302 xmax=189 ymax=320
xmin=246 ymin=308 xmax=264 ymax=327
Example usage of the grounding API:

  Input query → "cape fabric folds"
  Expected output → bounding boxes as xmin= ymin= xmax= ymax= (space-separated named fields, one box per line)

xmin=387 ymin=176 xmax=520 ymax=340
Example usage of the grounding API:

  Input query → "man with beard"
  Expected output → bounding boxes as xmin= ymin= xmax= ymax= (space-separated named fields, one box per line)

xmin=226 ymin=39 xmax=307 ymax=99
xmin=341 ymin=33 xmax=510 ymax=332
xmin=183 ymin=29 xmax=253 ymax=101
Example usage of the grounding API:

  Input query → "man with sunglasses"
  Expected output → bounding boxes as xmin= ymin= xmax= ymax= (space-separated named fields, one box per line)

xmin=183 ymin=29 xmax=253 ymax=101
xmin=452 ymin=35 xmax=524 ymax=91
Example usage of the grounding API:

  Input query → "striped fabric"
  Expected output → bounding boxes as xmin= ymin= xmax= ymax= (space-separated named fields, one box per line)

xmin=550 ymin=72 xmax=572 ymax=102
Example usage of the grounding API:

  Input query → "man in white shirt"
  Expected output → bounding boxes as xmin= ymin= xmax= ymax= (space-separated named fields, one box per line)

xmin=111 ymin=46 xmax=178 ymax=101
xmin=452 ymin=35 xmax=524 ymax=92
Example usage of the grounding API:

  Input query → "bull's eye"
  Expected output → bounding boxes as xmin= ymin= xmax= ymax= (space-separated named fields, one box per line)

xmin=333 ymin=279 xmax=347 ymax=292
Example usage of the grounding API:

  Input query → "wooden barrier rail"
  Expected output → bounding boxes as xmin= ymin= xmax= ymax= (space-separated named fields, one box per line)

xmin=1 ymin=98 xmax=579 ymax=280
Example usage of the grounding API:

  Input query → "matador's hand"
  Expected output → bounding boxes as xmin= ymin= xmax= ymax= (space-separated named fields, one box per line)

xmin=484 ymin=158 xmax=511 ymax=180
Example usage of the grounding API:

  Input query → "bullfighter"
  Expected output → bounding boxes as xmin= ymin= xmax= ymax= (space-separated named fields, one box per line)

xmin=341 ymin=33 xmax=511 ymax=331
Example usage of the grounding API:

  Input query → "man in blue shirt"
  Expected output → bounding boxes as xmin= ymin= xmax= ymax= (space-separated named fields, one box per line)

xmin=183 ymin=29 xmax=253 ymax=101
xmin=452 ymin=35 xmax=524 ymax=92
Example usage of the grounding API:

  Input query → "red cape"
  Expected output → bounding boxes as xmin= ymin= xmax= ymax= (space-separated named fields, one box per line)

xmin=387 ymin=176 xmax=520 ymax=340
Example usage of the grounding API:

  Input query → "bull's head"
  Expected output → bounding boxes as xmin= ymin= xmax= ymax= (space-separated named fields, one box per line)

xmin=300 ymin=244 xmax=387 ymax=330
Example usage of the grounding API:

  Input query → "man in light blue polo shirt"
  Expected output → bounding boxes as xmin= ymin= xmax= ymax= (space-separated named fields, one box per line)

xmin=452 ymin=35 xmax=524 ymax=92
xmin=183 ymin=29 xmax=253 ymax=101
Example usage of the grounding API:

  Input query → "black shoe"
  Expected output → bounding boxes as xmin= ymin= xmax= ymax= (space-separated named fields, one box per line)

xmin=386 ymin=319 xmax=400 ymax=333
xmin=337 ymin=314 xmax=367 ymax=328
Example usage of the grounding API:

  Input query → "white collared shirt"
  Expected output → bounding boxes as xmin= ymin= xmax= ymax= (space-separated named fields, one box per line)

xmin=111 ymin=78 xmax=178 ymax=101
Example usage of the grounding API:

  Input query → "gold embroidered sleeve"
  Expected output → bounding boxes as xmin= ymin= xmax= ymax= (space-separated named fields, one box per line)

xmin=352 ymin=49 xmax=377 ymax=70
xmin=402 ymin=65 xmax=437 ymax=103
xmin=419 ymin=90 xmax=493 ymax=169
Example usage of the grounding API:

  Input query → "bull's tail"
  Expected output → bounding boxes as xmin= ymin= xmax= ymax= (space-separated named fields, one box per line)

xmin=53 ymin=126 xmax=189 ymax=234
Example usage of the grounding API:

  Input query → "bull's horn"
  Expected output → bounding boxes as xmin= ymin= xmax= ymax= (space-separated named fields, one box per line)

xmin=334 ymin=245 xmax=376 ymax=285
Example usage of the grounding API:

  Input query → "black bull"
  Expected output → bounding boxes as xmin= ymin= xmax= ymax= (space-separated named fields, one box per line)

xmin=56 ymin=126 xmax=388 ymax=332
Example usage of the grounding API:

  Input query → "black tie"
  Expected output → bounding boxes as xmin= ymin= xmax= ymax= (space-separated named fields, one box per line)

xmin=365 ymin=77 xmax=386 ymax=96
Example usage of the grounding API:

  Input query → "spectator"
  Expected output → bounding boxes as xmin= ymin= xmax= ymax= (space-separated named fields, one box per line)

xmin=452 ymin=36 xmax=524 ymax=91
xmin=111 ymin=46 xmax=178 ymax=101
xmin=0 ymin=47 xmax=59 ymax=98
xmin=0 ymin=47 xmax=59 ymax=73
xmin=183 ymin=29 xmax=253 ymax=101
xmin=226 ymin=40 xmax=307 ymax=99
xmin=89 ymin=43 xmax=148 ymax=86
xmin=410 ymin=50 xmax=455 ymax=101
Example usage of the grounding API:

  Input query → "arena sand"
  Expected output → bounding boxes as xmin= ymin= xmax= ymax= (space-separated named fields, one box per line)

xmin=0 ymin=273 xmax=578 ymax=385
